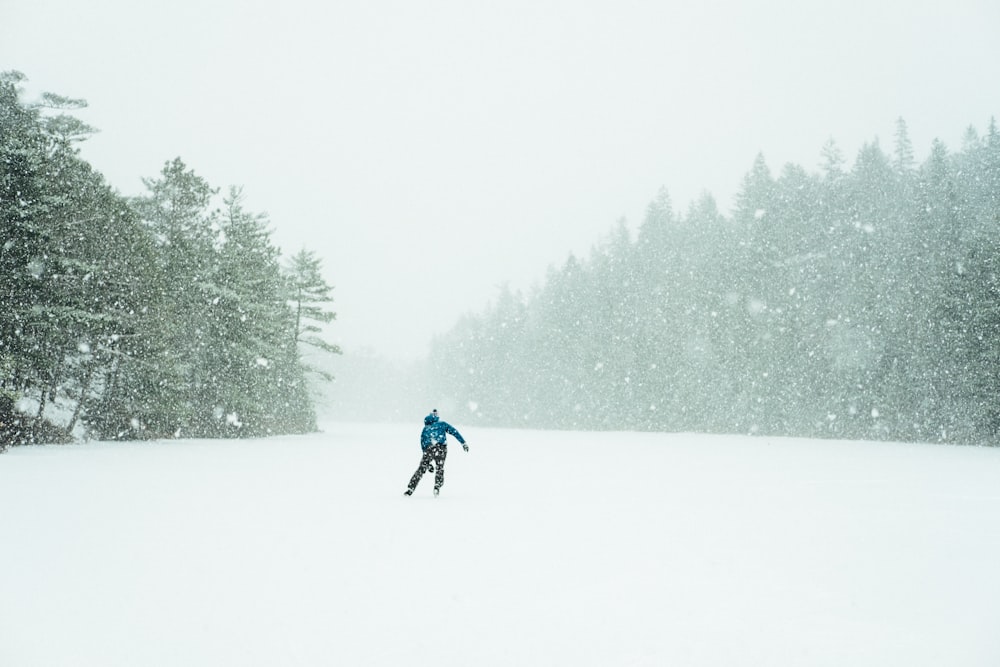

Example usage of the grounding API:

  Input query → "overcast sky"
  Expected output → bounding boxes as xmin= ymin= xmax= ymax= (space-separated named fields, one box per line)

xmin=5 ymin=0 xmax=1000 ymax=360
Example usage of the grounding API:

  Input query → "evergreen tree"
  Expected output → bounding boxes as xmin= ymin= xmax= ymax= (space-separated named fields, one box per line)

xmin=102 ymin=158 xmax=220 ymax=437
xmin=893 ymin=117 xmax=915 ymax=174
xmin=202 ymin=188 xmax=314 ymax=435
xmin=819 ymin=137 xmax=846 ymax=180
xmin=939 ymin=239 xmax=1000 ymax=442
xmin=1 ymin=72 xmax=151 ymax=441
xmin=729 ymin=153 xmax=778 ymax=432
xmin=678 ymin=193 xmax=739 ymax=432
xmin=286 ymin=249 xmax=342 ymax=383
xmin=0 ymin=72 xmax=50 ymax=407
xmin=633 ymin=190 xmax=694 ymax=430
xmin=3 ymin=74 xmax=327 ymax=444
xmin=428 ymin=120 xmax=1000 ymax=445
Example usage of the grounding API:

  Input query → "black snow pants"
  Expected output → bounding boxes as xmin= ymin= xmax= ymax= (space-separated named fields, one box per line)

xmin=407 ymin=444 xmax=447 ymax=492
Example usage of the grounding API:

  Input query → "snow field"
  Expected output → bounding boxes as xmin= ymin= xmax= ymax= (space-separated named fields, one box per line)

xmin=1 ymin=422 xmax=999 ymax=666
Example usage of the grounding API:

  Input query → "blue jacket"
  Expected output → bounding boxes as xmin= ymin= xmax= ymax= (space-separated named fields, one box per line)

xmin=420 ymin=413 xmax=465 ymax=450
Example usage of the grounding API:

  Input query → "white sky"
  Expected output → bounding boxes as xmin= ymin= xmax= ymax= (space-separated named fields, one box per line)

xmin=4 ymin=0 xmax=1000 ymax=360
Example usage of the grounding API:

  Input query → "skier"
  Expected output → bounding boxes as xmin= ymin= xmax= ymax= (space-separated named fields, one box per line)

xmin=404 ymin=409 xmax=468 ymax=497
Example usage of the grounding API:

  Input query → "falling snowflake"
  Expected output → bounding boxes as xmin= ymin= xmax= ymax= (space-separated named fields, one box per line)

xmin=27 ymin=258 xmax=45 ymax=278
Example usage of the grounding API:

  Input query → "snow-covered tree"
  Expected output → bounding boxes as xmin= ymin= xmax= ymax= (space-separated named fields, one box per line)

xmin=427 ymin=119 xmax=1000 ymax=445
xmin=286 ymin=249 xmax=342 ymax=381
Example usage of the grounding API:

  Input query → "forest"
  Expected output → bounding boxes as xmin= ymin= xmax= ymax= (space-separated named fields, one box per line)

xmin=0 ymin=72 xmax=340 ymax=446
xmin=427 ymin=119 xmax=1000 ymax=445
xmin=5 ymin=68 xmax=1000 ymax=447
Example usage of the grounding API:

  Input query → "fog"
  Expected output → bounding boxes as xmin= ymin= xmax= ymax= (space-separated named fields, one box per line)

xmin=5 ymin=0 xmax=999 ymax=363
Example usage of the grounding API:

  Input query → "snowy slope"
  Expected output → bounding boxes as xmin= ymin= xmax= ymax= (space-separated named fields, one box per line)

xmin=2 ymin=422 xmax=998 ymax=667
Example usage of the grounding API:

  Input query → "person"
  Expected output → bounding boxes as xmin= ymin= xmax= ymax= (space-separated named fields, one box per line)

xmin=404 ymin=409 xmax=468 ymax=497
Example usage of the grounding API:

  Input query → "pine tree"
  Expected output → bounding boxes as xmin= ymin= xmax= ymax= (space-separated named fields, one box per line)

xmin=829 ymin=140 xmax=895 ymax=438
xmin=424 ymin=120 xmax=1000 ymax=444
xmin=286 ymin=249 xmax=342 ymax=382
xmin=939 ymin=238 xmax=1000 ymax=442
xmin=893 ymin=117 xmax=915 ymax=174
xmin=681 ymin=193 xmax=739 ymax=432
xmin=819 ymin=138 xmax=845 ymax=180
xmin=1 ymin=72 xmax=152 ymax=442
xmin=201 ymin=188 xmax=314 ymax=435
xmin=0 ymin=72 xmax=48 ymax=404
xmin=103 ymin=158 xmax=220 ymax=437
xmin=2 ymin=74 xmax=326 ymax=443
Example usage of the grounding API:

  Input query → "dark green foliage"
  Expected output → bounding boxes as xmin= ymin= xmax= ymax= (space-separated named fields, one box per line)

xmin=1 ymin=74 xmax=327 ymax=446
xmin=1 ymin=72 xmax=152 ymax=443
xmin=287 ymin=250 xmax=342 ymax=360
xmin=284 ymin=248 xmax=343 ymax=411
xmin=428 ymin=118 xmax=1000 ymax=445
xmin=88 ymin=163 xmax=320 ymax=440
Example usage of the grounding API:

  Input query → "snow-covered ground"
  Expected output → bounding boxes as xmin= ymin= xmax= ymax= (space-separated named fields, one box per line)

xmin=2 ymin=421 xmax=999 ymax=666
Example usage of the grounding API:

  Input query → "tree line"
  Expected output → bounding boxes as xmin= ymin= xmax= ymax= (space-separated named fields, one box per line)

xmin=0 ymin=72 xmax=340 ymax=446
xmin=428 ymin=118 xmax=1000 ymax=445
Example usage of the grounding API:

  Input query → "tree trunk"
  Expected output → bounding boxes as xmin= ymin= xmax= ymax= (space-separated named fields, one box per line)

xmin=67 ymin=361 xmax=97 ymax=433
